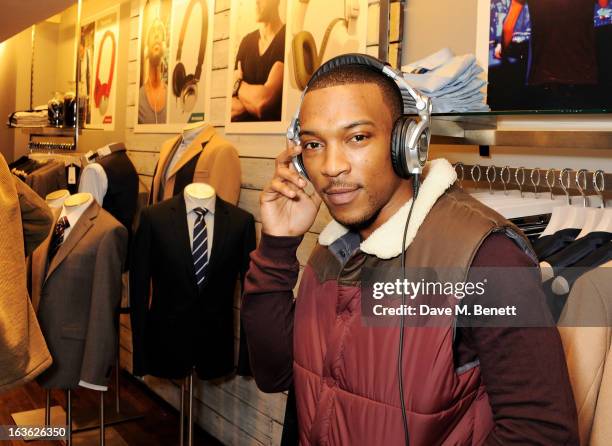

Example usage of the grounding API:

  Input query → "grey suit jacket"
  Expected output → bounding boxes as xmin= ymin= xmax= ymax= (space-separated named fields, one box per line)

xmin=26 ymin=161 xmax=67 ymax=198
xmin=31 ymin=201 xmax=127 ymax=389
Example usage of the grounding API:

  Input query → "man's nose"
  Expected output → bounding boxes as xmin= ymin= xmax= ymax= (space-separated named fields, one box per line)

xmin=321 ymin=143 xmax=350 ymax=178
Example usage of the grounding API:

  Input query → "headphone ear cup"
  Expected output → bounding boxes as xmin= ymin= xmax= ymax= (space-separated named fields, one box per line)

xmin=391 ymin=116 xmax=417 ymax=179
xmin=292 ymin=31 xmax=318 ymax=90
xmin=172 ymin=63 xmax=186 ymax=98
xmin=181 ymin=74 xmax=198 ymax=112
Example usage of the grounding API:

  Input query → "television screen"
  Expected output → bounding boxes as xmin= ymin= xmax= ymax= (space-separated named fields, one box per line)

xmin=487 ymin=0 xmax=612 ymax=110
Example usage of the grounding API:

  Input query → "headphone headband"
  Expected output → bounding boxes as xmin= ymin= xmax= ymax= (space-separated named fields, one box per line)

xmin=287 ymin=53 xmax=431 ymax=141
xmin=176 ymin=0 xmax=208 ymax=80
xmin=94 ymin=30 xmax=116 ymax=108
xmin=95 ymin=31 xmax=116 ymax=84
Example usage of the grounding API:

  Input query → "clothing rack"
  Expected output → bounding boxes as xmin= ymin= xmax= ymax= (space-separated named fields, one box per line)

xmin=28 ymin=151 xmax=82 ymax=166
xmin=452 ymin=163 xmax=609 ymax=205
xmin=28 ymin=141 xmax=76 ymax=151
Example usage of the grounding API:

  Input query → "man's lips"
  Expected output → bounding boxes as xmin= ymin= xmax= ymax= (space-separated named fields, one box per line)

xmin=324 ymin=187 xmax=360 ymax=205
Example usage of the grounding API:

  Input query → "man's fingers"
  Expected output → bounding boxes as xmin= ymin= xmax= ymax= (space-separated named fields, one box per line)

xmin=291 ymin=184 xmax=323 ymax=210
xmin=264 ymin=178 xmax=300 ymax=200
xmin=277 ymin=164 xmax=307 ymax=189
xmin=276 ymin=140 xmax=303 ymax=167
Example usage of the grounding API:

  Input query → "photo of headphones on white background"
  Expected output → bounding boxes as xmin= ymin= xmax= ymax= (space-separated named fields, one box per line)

xmin=290 ymin=0 xmax=361 ymax=90
xmin=94 ymin=30 xmax=116 ymax=117
xmin=172 ymin=0 xmax=208 ymax=114
xmin=84 ymin=7 xmax=120 ymax=130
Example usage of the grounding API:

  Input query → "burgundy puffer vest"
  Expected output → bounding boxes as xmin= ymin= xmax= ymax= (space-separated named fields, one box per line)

xmin=293 ymin=186 xmax=533 ymax=445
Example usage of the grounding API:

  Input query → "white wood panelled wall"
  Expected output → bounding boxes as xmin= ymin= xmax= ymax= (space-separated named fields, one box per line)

xmin=120 ymin=1 xmax=385 ymax=445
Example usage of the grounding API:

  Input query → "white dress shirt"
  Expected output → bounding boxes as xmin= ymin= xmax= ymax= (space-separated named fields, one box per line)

xmin=78 ymin=163 xmax=108 ymax=205
xmin=184 ymin=189 xmax=215 ymax=256
xmin=55 ymin=196 xmax=110 ymax=392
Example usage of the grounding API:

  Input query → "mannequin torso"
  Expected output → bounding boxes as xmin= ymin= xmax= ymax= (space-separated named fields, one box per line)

xmin=46 ymin=189 xmax=70 ymax=209
xmin=184 ymin=183 xmax=216 ymax=254
xmin=59 ymin=193 xmax=94 ymax=239
xmin=164 ymin=123 xmax=210 ymax=184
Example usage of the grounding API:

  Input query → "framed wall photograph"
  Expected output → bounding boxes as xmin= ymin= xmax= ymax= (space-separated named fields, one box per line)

xmin=225 ymin=0 xmax=369 ymax=138
xmin=80 ymin=5 xmax=120 ymax=130
xmin=135 ymin=0 xmax=214 ymax=133
xmin=225 ymin=0 xmax=288 ymax=134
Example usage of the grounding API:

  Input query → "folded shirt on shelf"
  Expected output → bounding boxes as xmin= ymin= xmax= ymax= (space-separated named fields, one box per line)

xmin=7 ymin=106 xmax=48 ymax=127
xmin=400 ymin=48 xmax=489 ymax=114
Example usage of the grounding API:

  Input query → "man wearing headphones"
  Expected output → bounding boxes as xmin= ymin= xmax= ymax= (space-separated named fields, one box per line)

xmin=138 ymin=17 xmax=168 ymax=124
xmin=241 ymin=54 xmax=578 ymax=445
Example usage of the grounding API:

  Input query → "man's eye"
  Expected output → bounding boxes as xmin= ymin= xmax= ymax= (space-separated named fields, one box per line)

xmin=303 ymin=141 xmax=322 ymax=150
xmin=351 ymin=134 xmax=368 ymax=143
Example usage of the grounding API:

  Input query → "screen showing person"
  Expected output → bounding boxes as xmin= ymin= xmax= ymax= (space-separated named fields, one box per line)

xmin=231 ymin=0 xmax=285 ymax=122
xmin=138 ymin=0 xmax=170 ymax=124
xmin=487 ymin=0 xmax=612 ymax=110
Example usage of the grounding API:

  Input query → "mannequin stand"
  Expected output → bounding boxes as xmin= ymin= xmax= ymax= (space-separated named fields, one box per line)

xmin=45 ymin=390 xmax=51 ymax=425
xmin=11 ymin=365 xmax=141 ymax=443
xmin=66 ymin=390 xmax=72 ymax=446
xmin=100 ymin=392 xmax=105 ymax=446
xmin=70 ymin=389 xmax=128 ymax=446
xmin=189 ymin=372 xmax=194 ymax=446
xmin=179 ymin=369 xmax=196 ymax=446
xmin=115 ymin=356 xmax=121 ymax=413
xmin=180 ymin=381 xmax=185 ymax=446
xmin=10 ymin=392 xmax=65 ymax=441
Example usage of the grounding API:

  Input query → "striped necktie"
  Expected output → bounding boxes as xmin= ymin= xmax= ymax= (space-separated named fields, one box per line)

xmin=49 ymin=216 xmax=70 ymax=262
xmin=192 ymin=207 xmax=209 ymax=289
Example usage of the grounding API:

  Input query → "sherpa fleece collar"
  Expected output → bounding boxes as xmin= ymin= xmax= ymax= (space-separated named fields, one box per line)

xmin=318 ymin=158 xmax=457 ymax=259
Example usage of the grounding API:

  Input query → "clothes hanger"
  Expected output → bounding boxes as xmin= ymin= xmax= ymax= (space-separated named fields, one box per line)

xmin=575 ymin=169 xmax=606 ymax=238
xmin=468 ymin=165 xmax=526 ymax=205
xmin=467 ymin=165 xmax=559 ymax=219
xmin=540 ymin=169 xmax=587 ymax=237
xmin=585 ymin=169 xmax=612 ymax=234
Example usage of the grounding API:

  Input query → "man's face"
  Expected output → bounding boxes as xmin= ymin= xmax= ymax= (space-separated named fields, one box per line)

xmin=147 ymin=19 xmax=165 ymax=63
xmin=299 ymin=83 xmax=401 ymax=229
xmin=255 ymin=0 xmax=278 ymax=22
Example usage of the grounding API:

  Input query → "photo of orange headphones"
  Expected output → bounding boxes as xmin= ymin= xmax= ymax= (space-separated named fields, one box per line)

xmin=94 ymin=30 xmax=116 ymax=114
xmin=291 ymin=0 xmax=360 ymax=90
xmin=172 ymin=0 xmax=208 ymax=113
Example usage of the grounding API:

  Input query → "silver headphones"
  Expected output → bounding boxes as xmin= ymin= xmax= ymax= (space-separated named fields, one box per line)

xmin=286 ymin=53 xmax=432 ymax=180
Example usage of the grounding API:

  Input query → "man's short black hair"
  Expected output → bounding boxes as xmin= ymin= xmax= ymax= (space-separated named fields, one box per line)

xmin=306 ymin=63 xmax=404 ymax=125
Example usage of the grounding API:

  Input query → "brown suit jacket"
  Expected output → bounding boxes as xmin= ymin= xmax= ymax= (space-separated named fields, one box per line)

xmin=31 ymin=201 xmax=127 ymax=389
xmin=150 ymin=124 xmax=241 ymax=205
xmin=0 ymin=155 xmax=53 ymax=393
xmin=559 ymin=263 xmax=612 ymax=446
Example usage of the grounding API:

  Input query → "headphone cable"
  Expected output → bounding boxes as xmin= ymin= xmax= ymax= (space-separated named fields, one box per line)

xmin=398 ymin=173 xmax=420 ymax=446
